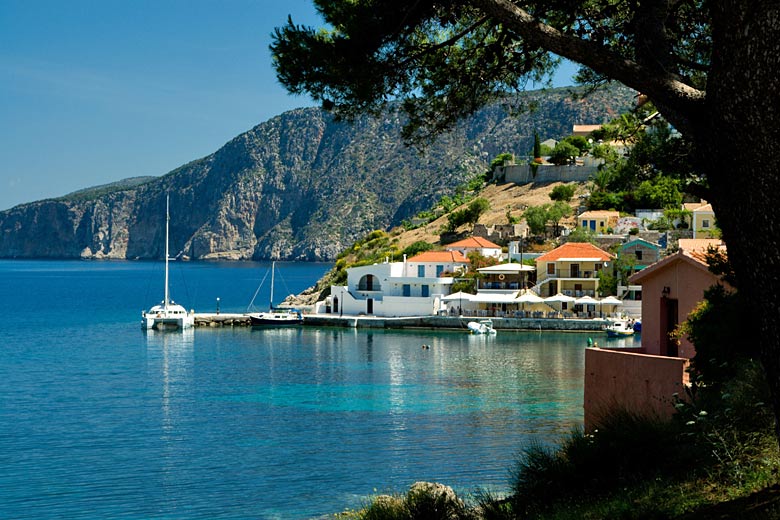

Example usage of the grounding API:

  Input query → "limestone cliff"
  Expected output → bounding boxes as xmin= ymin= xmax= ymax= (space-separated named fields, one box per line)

xmin=0 ymin=86 xmax=634 ymax=261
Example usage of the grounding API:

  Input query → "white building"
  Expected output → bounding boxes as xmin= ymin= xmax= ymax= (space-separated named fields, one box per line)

xmin=324 ymin=251 xmax=469 ymax=317
xmin=445 ymin=236 xmax=502 ymax=259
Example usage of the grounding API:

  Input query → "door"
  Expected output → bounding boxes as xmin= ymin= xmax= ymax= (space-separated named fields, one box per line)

xmin=570 ymin=263 xmax=580 ymax=277
xmin=367 ymin=298 xmax=374 ymax=315
xmin=659 ymin=297 xmax=679 ymax=356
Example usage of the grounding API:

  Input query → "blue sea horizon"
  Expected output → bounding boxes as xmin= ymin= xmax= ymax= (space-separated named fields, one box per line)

xmin=0 ymin=260 xmax=586 ymax=519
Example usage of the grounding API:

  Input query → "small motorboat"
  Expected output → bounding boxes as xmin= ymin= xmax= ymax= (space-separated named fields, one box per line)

xmin=605 ymin=319 xmax=635 ymax=337
xmin=467 ymin=319 xmax=497 ymax=335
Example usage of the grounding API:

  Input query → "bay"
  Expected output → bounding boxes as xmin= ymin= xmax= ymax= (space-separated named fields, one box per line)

xmin=0 ymin=260 xmax=587 ymax=519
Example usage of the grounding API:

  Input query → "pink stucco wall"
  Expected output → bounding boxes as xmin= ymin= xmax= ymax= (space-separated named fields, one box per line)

xmin=637 ymin=259 xmax=720 ymax=359
xmin=584 ymin=348 xmax=690 ymax=431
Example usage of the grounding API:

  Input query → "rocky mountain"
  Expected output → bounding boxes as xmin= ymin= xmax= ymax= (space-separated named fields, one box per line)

xmin=0 ymin=86 xmax=634 ymax=261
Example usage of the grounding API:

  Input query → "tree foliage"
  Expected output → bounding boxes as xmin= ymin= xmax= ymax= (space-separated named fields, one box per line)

xmin=549 ymin=184 xmax=576 ymax=202
xmin=548 ymin=140 xmax=580 ymax=165
xmin=272 ymin=0 xmax=780 ymax=446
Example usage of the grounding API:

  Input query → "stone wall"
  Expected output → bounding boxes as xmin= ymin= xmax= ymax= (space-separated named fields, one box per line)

xmin=499 ymin=164 xmax=599 ymax=184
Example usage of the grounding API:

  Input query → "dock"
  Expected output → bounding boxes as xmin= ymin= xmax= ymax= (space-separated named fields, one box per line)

xmin=194 ymin=313 xmax=252 ymax=327
xmin=193 ymin=312 xmax=608 ymax=332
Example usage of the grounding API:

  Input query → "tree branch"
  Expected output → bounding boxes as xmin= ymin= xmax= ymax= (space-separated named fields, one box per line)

xmin=470 ymin=0 xmax=705 ymax=131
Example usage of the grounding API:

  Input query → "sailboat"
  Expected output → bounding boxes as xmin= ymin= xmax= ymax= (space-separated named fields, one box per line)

xmin=247 ymin=261 xmax=303 ymax=326
xmin=141 ymin=195 xmax=194 ymax=330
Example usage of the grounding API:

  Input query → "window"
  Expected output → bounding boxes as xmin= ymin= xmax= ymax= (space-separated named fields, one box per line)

xmin=635 ymin=250 xmax=643 ymax=260
xmin=402 ymin=284 xmax=411 ymax=297
xmin=702 ymin=219 xmax=710 ymax=228
xmin=421 ymin=285 xmax=429 ymax=297
xmin=547 ymin=263 xmax=555 ymax=275
xmin=436 ymin=265 xmax=444 ymax=276
xmin=582 ymin=221 xmax=588 ymax=228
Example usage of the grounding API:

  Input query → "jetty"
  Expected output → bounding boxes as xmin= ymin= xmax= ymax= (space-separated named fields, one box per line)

xmin=193 ymin=312 xmax=607 ymax=331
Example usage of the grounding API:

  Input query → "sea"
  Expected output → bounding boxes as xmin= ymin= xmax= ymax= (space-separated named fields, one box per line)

xmin=0 ymin=260 xmax=589 ymax=519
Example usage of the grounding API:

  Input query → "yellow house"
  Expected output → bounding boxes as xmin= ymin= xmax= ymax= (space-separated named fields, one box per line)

xmin=692 ymin=203 xmax=718 ymax=238
xmin=534 ymin=242 xmax=614 ymax=297
xmin=577 ymin=210 xmax=620 ymax=233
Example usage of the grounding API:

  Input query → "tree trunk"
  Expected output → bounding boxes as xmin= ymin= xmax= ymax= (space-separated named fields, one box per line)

xmin=701 ymin=2 xmax=780 ymax=439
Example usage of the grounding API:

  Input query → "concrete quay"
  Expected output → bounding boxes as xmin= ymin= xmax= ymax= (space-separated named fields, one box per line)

xmin=194 ymin=313 xmax=251 ymax=327
xmin=302 ymin=314 xmax=608 ymax=331
xmin=192 ymin=312 xmax=608 ymax=331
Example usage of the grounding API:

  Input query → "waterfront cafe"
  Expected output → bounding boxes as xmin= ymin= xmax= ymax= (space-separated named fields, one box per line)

xmin=476 ymin=263 xmax=536 ymax=292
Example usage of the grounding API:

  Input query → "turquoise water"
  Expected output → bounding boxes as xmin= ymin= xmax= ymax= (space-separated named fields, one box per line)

xmin=0 ymin=260 xmax=587 ymax=519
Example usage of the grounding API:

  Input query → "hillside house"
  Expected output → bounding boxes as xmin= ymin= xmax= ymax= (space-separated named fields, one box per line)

xmin=534 ymin=242 xmax=614 ymax=298
xmin=692 ymin=203 xmax=718 ymax=238
xmin=445 ymin=236 xmax=502 ymax=259
xmin=577 ymin=210 xmax=620 ymax=233
xmin=326 ymin=251 xmax=469 ymax=317
xmin=619 ymin=238 xmax=661 ymax=277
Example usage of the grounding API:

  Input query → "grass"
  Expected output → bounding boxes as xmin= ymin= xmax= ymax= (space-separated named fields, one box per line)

xmin=342 ymin=405 xmax=780 ymax=520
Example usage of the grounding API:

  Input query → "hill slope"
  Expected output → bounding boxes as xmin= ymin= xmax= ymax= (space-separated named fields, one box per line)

xmin=0 ymin=86 xmax=632 ymax=261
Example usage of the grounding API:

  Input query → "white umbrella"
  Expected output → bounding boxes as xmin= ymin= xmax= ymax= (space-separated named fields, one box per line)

xmin=598 ymin=295 xmax=622 ymax=318
xmin=544 ymin=293 xmax=575 ymax=315
xmin=442 ymin=291 xmax=474 ymax=301
xmin=516 ymin=291 xmax=545 ymax=304
xmin=544 ymin=293 xmax=576 ymax=304
xmin=575 ymin=295 xmax=599 ymax=305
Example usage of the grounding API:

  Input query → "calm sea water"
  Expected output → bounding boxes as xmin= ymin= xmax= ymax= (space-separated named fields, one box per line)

xmin=0 ymin=260 xmax=588 ymax=519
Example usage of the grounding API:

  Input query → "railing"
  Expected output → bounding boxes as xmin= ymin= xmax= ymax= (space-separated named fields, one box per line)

xmin=541 ymin=269 xmax=600 ymax=279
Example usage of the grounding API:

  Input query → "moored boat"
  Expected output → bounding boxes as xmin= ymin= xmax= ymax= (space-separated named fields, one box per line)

xmin=247 ymin=261 xmax=303 ymax=326
xmin=467 ymin=319 xmax=497 ymax=335
xmin=142 ymin=195 xmax=194 ymax=330
xmin=605 ymin=319 xmax=635 ymax=337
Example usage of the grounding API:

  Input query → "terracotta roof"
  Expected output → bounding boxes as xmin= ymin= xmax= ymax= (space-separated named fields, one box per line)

xmin=692 ymin=203 xmax=714 ymax=213
xmin=407 ymin=250 xmax=470 ymax=263
xmin=577 ymin=210 xmax=620 ymax=219
xmin=683 ymin=200 xmax=708 ymax=212
xmin=573 ymin=124 xmax=602 ymax=134
xmin=678 ymin=239 xmax=724 ymax=253
xmin=535 ymin=242 xmax=614 ymax=263
xmin=446 ymin=236 xmax=501 ymax=249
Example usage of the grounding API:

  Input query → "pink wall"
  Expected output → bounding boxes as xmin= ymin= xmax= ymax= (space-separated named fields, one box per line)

xmin=637 ymin=259 xmax=720 ymax=359
xmin=584 ymin=348 xmax=690 ymax=431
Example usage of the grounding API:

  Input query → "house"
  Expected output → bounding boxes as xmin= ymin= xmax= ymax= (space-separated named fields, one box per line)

xmin=445 ymin=236 xmax=502 ymax=259
xmin=577 ymin=210 xmax=620 ymax=233
xmin=572 ymin=124 xmax=602 ymax=137
xmin=534 ymin=242 xmax=614 ymax=298
xmin=326 ymin=251 xmax=469 ymax=317
xmin=618 ymin=238 xmax=661 ymax=277
xmin=692 ymin=203 xmax=718 ymax=238
xmin=629 ymin=239 xmax=725 ymax=359
xmin=583 ymin=239 xmax=727 ymax=430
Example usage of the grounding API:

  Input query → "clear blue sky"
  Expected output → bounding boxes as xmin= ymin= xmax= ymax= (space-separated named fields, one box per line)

xmin=0 ymin=1 xmax=578 ymax=211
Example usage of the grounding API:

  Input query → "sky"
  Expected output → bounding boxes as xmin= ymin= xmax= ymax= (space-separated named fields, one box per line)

xmin=0 ymin=1 xmax=578 ymax=211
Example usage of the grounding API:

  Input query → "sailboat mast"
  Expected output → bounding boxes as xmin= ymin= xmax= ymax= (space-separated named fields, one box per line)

xmin=164 ymin=195 xmax=170 ymax=308
xmin=269 ymin=261 xmax=275 ymax=310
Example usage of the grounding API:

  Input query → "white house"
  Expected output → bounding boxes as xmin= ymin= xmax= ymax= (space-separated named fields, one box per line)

xmin=325 ymin=251 xmax=469 ymax=317
xmin=445 ymin=236 xmax=502 ymax=259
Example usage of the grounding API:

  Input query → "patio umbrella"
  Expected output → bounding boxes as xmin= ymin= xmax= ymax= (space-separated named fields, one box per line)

xmin=516 ymin=291 xmax=547 ymax=314
xmin=544 ymin=293 xmax=576 ymax=314
xmin=442 ymin=291 xmax=473 ymax=315
xmin=598 ymin=295 xmax=623 ymax=318
xmin=575 ymin=295 xmax=599 ymax=305
xmin=575 ymin=295 xmax=599 ymax=318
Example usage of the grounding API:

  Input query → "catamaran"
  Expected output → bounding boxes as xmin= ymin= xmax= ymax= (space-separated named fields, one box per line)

xmin=142 ymin=195 xmax=194 ymax=330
